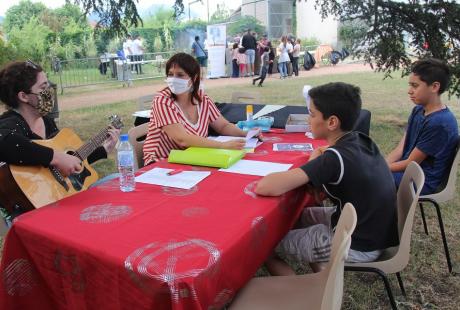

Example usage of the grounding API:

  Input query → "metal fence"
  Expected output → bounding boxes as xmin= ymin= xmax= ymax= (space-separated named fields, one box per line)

xmin=51 ymin=51 xmax=176 ymax=94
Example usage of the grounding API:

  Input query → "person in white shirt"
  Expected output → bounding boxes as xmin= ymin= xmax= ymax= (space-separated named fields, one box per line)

xmin=277 ymin=35 xmax=293 ymax=79
xmin=132 ymin=35 xmax=144 ymax=74
xmin=123 ymin=34 xmax=134 ymax=71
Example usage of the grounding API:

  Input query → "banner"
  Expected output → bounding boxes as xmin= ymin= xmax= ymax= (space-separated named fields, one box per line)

xmin=206 ymin=24 xmax=227 ymax=78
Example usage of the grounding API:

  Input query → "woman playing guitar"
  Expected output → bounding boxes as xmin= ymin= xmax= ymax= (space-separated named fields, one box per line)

xmin=0 ymin=60 xmax=120 ymax=220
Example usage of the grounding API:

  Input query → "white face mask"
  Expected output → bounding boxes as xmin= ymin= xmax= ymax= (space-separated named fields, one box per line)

xmin=166 ymin=77 xmax=192 ymax=95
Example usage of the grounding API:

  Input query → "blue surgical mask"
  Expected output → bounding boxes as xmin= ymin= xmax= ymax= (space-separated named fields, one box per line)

xmin=166 ymin=77 xmax=192 ymax=95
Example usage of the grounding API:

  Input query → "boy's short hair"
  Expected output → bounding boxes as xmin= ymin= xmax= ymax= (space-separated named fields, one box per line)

xmin=264 ymin=46 xmax=270 ymax=52
xmin=411 ymin=58 xmax=450 ymax=94
xmin=308 ymin=82 xmax=362 ymax=131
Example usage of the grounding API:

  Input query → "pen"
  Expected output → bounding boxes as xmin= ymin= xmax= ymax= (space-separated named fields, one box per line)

xmin=167 ymin=169 xmax=184 ymax=176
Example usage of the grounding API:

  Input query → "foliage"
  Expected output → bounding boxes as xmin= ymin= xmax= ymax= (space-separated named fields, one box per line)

xmin=7 ymin=17 xmax=52 ymax=65
xmin=3 ymin=0 xmax=47 ymax=34
xmin=73 ymin=0 xmax=142 ymax=36
xmin=142 ymin=6 xmax=175 ymax=29
xmin=314 ymin=0 xmax=460 ymax=97
xmin=0 ymin=38 xmax=20 ymax=67
xmin=227 ymin=16 xmax=266 ymax=38
xmin=299 ymin=37 xmax=320 ymax=50
xmin=338 ymin=19 xmax=369 ymax=53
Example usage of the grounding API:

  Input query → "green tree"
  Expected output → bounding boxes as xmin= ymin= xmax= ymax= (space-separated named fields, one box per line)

xmin=0 ymin=37 xmax=20 ymax=67
xmin=227 ymin=16 xmax=266 ymax=37
xmin=8 ymin=17 xmax=51 ymax=64
xmin=338 ymin=19 xmax=369 ymax=53
xmin=314 ymin=0 xmax=460 ymax=97
xmin=3 ymin=0 xmax=47 ymax=34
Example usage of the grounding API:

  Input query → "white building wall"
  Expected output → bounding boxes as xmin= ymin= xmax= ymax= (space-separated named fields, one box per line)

xmin=296 ymin=0 xmax=338 ymax=46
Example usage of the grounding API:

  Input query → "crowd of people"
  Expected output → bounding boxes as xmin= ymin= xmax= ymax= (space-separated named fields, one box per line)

xmin=227 ymin=30 xmax=303 ymax=86
xmin=0 ymin=52 xmax=457 ymax=276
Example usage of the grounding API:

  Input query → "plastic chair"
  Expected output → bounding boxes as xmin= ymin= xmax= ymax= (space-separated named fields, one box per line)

xmin=418 ymin=136 xmax=460 ymax=273
xmin=137 ymin=95 xmax=153 ymax=111
xmin=127 ymin=123 xmax=149 ymax=171
xmin=230 ymin=92 xmax=261 ymax=105
xmin=230 ymin=203 xmax=357 ymax=310
xmin=353 ymin=109 xmax=371 ymax=136
xmin=344 ymin=161 xmax=425 ymax=310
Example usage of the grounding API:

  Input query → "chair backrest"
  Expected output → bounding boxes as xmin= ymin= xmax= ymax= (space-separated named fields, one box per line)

xmin=230 ymin=91 xmax=261 ymax=105
xmin=137 ymin=95 xmax=153 ymax=111
xmin=429 ymin=135 xmax=460 ymax=201
xmin=392 ymin=161 xmax=425 ymax=268
xmin=321 ymin=203 xmax=357 ymax=310
xmin=128 ymin=123 xmax=149 ymax=170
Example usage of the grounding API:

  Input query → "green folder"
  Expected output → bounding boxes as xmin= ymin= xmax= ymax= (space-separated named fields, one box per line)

xmin=168 ymin=147 xmax=245 ymax=168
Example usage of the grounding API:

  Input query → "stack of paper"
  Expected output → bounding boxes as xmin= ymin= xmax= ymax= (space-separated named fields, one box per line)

xmin=135 ymin=167 xmax=211 ymax=189
xmin=208 ymin=129 xmax=261 ymax=149
xmin=219 ymin=159 xmax=292 ymax=176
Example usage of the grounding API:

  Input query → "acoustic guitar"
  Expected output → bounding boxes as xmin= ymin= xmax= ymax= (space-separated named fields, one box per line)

xmin=0 ymin=115 xmax=123 ymax=214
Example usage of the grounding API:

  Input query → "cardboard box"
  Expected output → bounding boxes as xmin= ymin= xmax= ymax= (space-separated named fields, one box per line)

xmin=285 ymin=114 xmax=310 ymax=132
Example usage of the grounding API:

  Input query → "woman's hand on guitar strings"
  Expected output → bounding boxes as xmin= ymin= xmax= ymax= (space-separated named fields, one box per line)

xmin=50 ymin=151 xmax=82 ymax=177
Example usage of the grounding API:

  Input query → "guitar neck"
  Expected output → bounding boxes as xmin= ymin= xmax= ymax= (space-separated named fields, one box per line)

xmin=75 ymin=127 xmax=109 ymax=160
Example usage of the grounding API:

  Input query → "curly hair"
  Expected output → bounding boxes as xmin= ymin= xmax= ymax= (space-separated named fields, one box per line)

xmin=0 ymin=61 xmax=43 ymax=109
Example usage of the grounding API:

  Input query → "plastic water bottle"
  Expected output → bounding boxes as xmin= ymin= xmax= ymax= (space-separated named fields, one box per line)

xmin=246 ymin=104 xmax=254 ymax=121
xmin=117 ymin=134 xmax=136 ymax=192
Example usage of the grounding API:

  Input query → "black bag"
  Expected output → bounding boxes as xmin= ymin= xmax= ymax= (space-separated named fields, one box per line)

xmin=341 ymin=48 xmax=350 ymax=60
xmin=303 ymin=51 xmax=316 ymax=70
xmin=330 ymin=51 xmax=342 ymax=65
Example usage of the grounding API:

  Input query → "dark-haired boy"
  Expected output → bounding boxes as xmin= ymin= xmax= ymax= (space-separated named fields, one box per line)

xmin=256 ymin=82 xmax=399 ymax=274
xmin=387 ymin=58 xmax=458 ymax=194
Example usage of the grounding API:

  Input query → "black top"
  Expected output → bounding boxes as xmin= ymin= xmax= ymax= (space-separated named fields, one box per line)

xmin=0 ymin=110 xmax=106 ymax=166
xmin=241 ymin=33 xmax=257 ymax=50
xmin=300 ymin=132 xmax=399 ymax=252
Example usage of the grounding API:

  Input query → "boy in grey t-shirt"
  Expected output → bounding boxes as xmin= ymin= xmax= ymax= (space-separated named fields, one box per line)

xmin=252 ymin=47 xmax=270 ymax=87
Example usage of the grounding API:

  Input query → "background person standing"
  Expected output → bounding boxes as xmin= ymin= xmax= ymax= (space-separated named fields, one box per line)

xmin=241 ymin=29 xmax=257 ymax=77
xmin=191 ymin=36 xmax=207 ymax=80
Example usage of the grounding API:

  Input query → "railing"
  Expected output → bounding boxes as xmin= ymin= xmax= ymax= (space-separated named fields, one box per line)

xmin=51 ymin=51 xmax=176 ymax=94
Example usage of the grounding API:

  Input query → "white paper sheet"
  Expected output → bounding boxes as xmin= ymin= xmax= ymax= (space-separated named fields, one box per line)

xmin=273 ymin=143 xmax=313 ymax=152
xmin=208 ymin=136 xmax=260 ymax=149
xmin=252 ymin=105 xmax=286 ymax=119
xmin=135 ymin=167 xmax=211 ymax=189
xmin=132 ymin=110 xmax=150 ymax=118
xmin=219 ymin=159 xmax=292 ymax=176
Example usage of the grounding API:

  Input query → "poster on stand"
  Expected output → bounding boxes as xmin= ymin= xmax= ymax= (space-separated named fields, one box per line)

xmin=206 ymin=24 xmax=227 ymax=78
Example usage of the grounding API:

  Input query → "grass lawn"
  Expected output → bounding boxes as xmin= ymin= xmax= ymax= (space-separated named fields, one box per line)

xmin=2 ymin=70 xmax=460 ymax=309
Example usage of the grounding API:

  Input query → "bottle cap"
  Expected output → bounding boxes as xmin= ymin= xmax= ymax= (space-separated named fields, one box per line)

xmin=120 ymin=134 xmax=128 ymax=142
xmin=246 ymin=105 xmax=253 ymax=113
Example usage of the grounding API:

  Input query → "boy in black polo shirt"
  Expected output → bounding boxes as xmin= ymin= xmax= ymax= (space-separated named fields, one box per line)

xmin=255 ymin=82 xmax=399 ymax=274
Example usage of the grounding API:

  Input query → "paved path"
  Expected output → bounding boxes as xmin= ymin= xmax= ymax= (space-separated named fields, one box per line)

xmin=59 ymin=63 xmax=372 ymax=111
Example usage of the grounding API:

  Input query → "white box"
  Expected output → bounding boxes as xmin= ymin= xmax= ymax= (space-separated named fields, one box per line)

xmin=285 ymin=114 xmax=310 ymax=132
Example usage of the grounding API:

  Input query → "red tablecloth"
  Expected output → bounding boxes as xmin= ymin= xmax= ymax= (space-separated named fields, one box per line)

xmin=0 ymin=133 xmax=327 ymax=310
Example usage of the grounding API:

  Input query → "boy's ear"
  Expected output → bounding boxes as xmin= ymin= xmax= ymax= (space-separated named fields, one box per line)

xmin=327 ymin=115 xmax=341 ymax=131
xmin=430 ymin=81 xmax=441 ymax=93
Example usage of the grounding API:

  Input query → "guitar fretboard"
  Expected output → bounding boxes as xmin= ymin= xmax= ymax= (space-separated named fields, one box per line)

xmin=75 ymin=127 xmax=109 ymax=160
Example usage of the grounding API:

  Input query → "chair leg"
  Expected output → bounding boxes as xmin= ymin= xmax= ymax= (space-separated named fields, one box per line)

xmin=396 ymin=272 xmax=406 ymax=296
xmin=419 ymin=202 xmax=429 ymax=235
xmin=420 ymin=198 xmax=453 ymax=273
xmin=345 ymin=266 xmax=398 ymax=310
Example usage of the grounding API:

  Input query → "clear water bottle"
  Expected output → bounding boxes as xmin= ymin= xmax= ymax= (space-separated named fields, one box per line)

xmin=117 ymin=134 xmax=136 ymax=192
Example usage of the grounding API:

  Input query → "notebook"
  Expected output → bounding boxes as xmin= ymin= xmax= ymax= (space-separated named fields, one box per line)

xmin=168 ymin=147 xmax=245 ymax=168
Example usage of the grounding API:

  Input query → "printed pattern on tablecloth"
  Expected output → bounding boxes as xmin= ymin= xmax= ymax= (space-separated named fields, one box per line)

xmin=124 ymin=239 xmax=221 ymax=303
